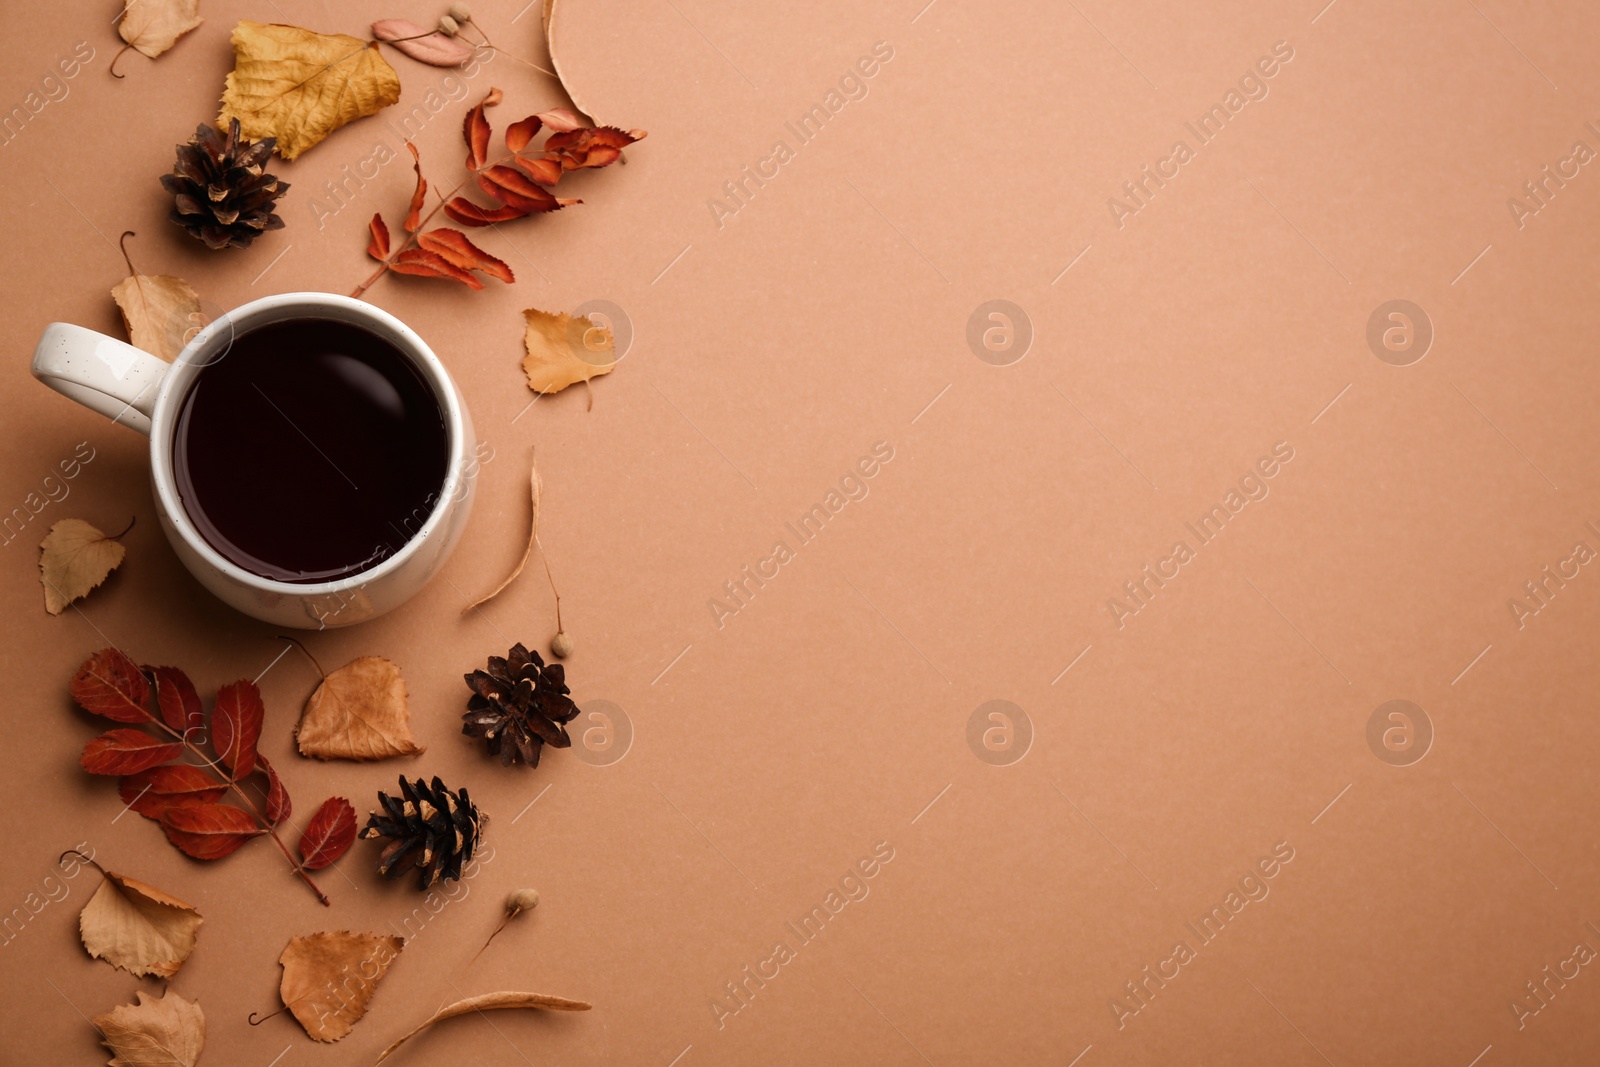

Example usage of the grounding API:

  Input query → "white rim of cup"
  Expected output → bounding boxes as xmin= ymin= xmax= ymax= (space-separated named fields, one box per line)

xmin=148 ymin=292 xmax=468 ymax=599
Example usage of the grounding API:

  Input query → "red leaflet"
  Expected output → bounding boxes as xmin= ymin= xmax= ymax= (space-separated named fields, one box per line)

xmin=298 ymin=797 xmax=357 ymax=870
xmin=418 ymin=229 xmax=514 ymax=283
xmin=151 ymin=665 xmax=204 ymax=739
xmin=462 ymin=87 xmax=503 ymax=170
xmin=71 ymin=647 xmax=151 ymax=723
xmin=544 ymin=126 xmax=640 ymax=171
xmin=368 ymin=213 xmax=390 ymax=260
xmin=212 ymin=680 xmax=264 ymax=778
xmin=477 ymin=165 xmax=560 ymax=212
xmin=258 ymin=754 xmax=292 ymax=826
xmin=81 ymin=729 xmax=185 ymax=776
xmin=119 ymin=765 xmax=228 ymax=819
xmin=536 ymin=107 xmax=584 ymax=133
xmin=442 ymin=197 xmax=529 ymax=227
xmin=512 ymin=155 xmax=563 ymax=186
xmin=162 ymin=802 xmax=263 ymax=860
xmin=391 ymin=248 xmax=484 ymax=289
xmin=403 ymin=142 xmax=427 ymax=232
xmin=505 ymin=114 xmax=542 ymax=154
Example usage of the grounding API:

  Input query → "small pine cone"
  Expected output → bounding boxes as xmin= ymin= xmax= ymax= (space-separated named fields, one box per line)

xmin=160 ymin=118 xmax=289 ymax=250
xmin=462 ymin=642 xmax=580 ymax=768
xmin=359 ymin=776 xmax=486 ymax=890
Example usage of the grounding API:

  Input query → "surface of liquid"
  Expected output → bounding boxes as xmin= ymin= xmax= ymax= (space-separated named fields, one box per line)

xmin=172 ymin=318 xmax=449 ymax=584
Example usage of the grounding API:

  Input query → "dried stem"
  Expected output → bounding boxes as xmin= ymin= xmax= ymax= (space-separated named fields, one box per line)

xmin=459 ymin=24 xmax=558 ymax=78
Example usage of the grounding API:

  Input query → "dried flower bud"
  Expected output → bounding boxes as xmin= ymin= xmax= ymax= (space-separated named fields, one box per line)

xmin=449 ymin=3 xmax=473 ymax=23
xmin=438 ymin=14 xmax=460 ymax=35
xmin=550 ymin=632 xmax=572 ymax=658
xmin=507 ymin=888 xmax=539 ymax=914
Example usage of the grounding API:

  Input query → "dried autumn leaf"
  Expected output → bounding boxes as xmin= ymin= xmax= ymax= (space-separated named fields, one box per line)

xmin=402 ymin=142 xmax=427 ymax=232
xmin=376 ymin=991 xmax=592 ymax=1063
xmin=161 ymin=802 xmax=261 ymax=860
xmin=111 ymin=272 xmax=201 ymax=362
xmin=298 ymin=797 xmax=357 ymax=870
xmin=219 ymin=21 xmax=402 ymax=161
xmin=72 ymin=647 xmax=150 ymax=723
xmin=522 ymin=307 xmax=616 ymax=394
xmin=279 ymin=931 xmax=403 ymax=1042
xmin=212 ymin=679 xmax=264 ymax=777
xmin=117 ymin=0 xmax=203 ymax=60
xmin=150 ymin=666 xmax=203 ymax=739
xmin=390 ymin=247 xmax=483 ymax=289
xmin=94 ymin=989 xmax=204 ymax=1067
xmin=39 ymin=518 xmax=128 ymax=615
xmin=418 ymin=230 xmax=512 ymax=283
xmin=119 ymin=765 xmax=228 ymax=820
xmin=79 ymin=867 xmax=202 ymax=979
xmin=296 ymin=656 xmax=423 ymax=761
xmin=372 ymin=18 xmax=474 ymax=67
xmin=258 ymin=754 xmax=293 ymax=825
xmin=82 ymin=729 xmax=184 ymax=776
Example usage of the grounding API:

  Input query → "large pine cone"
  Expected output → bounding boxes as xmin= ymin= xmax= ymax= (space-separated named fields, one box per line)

xmin=462 ymin=642 xmax=580 ymax=768
xmin=160 ymin=119 xmax=288 ymax=250
xmin=359 ymin=776 xmax=485 ymax=889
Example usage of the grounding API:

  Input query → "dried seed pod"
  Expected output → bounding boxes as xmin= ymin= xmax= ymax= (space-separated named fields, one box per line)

xmin=507 ymin=888 xmax=539 ymax=914
xmin=449 ymin=2 xmax=472 ymax=23
xmin=550 ymin=632 xmax=572 ymax=659
xmin=438 ymin=14 xmax=460 ymax=35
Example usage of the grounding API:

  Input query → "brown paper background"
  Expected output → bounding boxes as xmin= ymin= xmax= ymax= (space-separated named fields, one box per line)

xmin=3 ymin=0 xmax=1599 ymax=1063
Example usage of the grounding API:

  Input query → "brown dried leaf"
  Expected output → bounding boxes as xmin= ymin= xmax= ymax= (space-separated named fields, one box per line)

xmin=279 ymin=931 xmax=403 ymax=1042
xmin=376 ymin=991 xmax=591 ymax=1063
xmin=372 ymin=19 xmax=475 ymax=67
xmin=296 ymin=657 xmax=423 ymax=761
xmin=40 ymin=519 xmax=128 ymax=615
xmin=93 ymin=989 xmax=205 ymax=1067
xmin=220 ymin=21 xmax=402 ymax=160
xmin=118 ymin=0 xmax=203 ymax=60
xmin=111 ymin=272 xmax=201 ymax=361
xmin=521 ymin=307 xmax=615 ymax=394
xmin=79 ymin=868 xmax=202 ymax=979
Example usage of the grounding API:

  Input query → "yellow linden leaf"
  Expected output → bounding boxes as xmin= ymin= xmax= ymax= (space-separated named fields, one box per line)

xmin=219 ymin=21 xmax=401 ymax=160
xmin=79 ymin=869 xmax=203 ymax=979
xmin=93 ymin=990 xmax=205 ymax=1067
xmin=39 ymin=519 xmax=128 ymax=616
xmin=522 ymin=307 xmax=616 ymax=394
xmin=118 ymin=0 xmax=203 ymax=60
xmin=295 ymin=656 xmax=424 ymax=761
xmin=111 ymin=273 xmax=202 ymax=361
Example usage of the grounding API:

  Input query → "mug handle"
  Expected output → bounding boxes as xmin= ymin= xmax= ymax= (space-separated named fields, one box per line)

xmin=32 ymin=323 xmax=170 ymax=437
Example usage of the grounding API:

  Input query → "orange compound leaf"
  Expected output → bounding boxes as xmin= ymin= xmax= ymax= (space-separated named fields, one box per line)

xmin=81 ymin=730 xmax=185 ymax=776
xmin=72 ymin=648 xmax=151 ymax=723
xmin=442 ymin=197 xmax=527 ymax=227
xmin=160 ymin=802 xmax=264 ymax=860
xmin=419 ymin=229 xmax=513 ymax=284
xmin=504 ymin=114 xmax=542 ymax=154
xmin=403 ymin=142 xmax=427 ymax=232
xmin=298 ymin=797 xmax=357 ymax=870
xmin=462 ymin=86 xmax=504 ymax=170
xmin=119 ymin=765 xmax=229 ymax=820
xmin=391 ymin=248 xmax=484 ymax=289
xmin=150 ymin=665 xmax=204 ymax=739
xmin=213 ymin=680 xmax=264 ymax=778
xmin=368 ymin=213 xmax=391 ymax=260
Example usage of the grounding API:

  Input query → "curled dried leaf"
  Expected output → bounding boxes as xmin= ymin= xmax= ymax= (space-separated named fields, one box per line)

xmin=79 ymin=866 xmax=202 ymax=979
xmin=376 ymin=991 xmax=591 ymax=1063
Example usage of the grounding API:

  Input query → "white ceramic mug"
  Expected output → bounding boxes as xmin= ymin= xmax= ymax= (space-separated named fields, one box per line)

xmin=31 ymin=293 xmax=475 ymax=629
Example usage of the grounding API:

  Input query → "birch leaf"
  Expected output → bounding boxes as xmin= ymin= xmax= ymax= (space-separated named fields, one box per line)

xmin=93 ymin=990 xmax=205 ymax=1067
xmin=521 ymin=307 xmax=615 ymax=394
xmin=79 ymin=868 xmax=202 ymax=979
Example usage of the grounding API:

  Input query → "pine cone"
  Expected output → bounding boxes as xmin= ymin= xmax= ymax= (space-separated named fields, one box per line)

xmin=160 ymin=119 xmax=288 ymax=250
xmin=358 ymin=776 xmax=485 ymax=889
xmin=462 ymin=642 xmax=579 ymax=768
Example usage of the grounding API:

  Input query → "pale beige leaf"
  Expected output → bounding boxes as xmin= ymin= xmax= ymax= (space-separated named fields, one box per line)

xmin=522 ymin=307 xmax=615 ymax=394
xmin=219 ymin=21 xmax=402 ymax=160
xmin=118 ymin=0 xmax=203 ymax=59
xmin=111 ymin=273 xmax=202 ymax=361
xmin=93 ymin=990 xmax=204 ymax=1067
xmin=79 ymin=870 xmax=202 ymax=979
xmin=376 ymin=991 xmax=592 ymax=1063
xmin=464 ymin=452 xmax=542 ymax=611
xmin=296 ymin=656 xmax=423 ymax=761
xmin=280 ymin=931 xmax=403 ymax=1042
xmin=543 ymin=0 xmax=596 ymax=123
xmin=40 ymin=519 xmax=127 ymax=615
